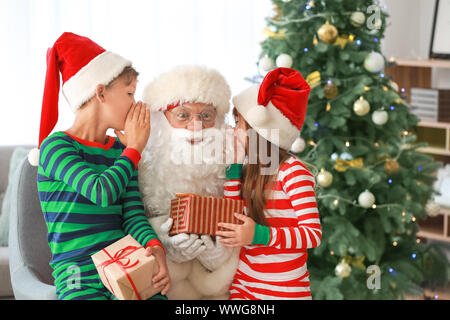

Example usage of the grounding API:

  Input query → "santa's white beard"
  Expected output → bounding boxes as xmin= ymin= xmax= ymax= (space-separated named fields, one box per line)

xmin=138 ymin=112 xmax=228 ymax=218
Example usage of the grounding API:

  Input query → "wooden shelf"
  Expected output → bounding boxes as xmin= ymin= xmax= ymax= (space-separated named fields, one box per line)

xmin=417 ymin=207 xmax=450 ymax=242
xmin=413 ymin=121 xmax=450 ymax=156
xmin=416 ymin=147 xmax=450 ymax=156
xmin=394 ymin=58 xmax=450 ymax=69
xmin=418 ymin=121 xmax=450 ymax=129
xmin=386 ymin=59 xmax=450 ymax=243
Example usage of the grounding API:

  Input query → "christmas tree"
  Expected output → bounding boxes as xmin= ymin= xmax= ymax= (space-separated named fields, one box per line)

xmin=252 ymin=0 xmax=448 ymax=299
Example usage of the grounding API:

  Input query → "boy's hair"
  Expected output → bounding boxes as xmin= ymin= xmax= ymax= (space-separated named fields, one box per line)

xmin=107 ymin=66 xmax=139 ymax=87
xmin=79 ymin=66 xmax=139 ymax=109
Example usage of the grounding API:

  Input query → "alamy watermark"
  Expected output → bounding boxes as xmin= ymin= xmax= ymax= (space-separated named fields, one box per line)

xmin=366 ymin=264 xmax=381 ymax=290
xmin=366 ymin=5 xmax=382 ymax=30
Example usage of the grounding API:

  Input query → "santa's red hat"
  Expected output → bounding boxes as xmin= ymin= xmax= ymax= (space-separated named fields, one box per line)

xmin=28 ymin=32 xmax=132 ymax=166
xmin=232 ymin=67 xmax=311 ymax=152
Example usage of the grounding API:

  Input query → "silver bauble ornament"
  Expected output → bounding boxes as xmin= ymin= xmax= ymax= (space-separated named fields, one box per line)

xmin=372 ymin=110 xmax=389 ymax=125
xmin=364 ymin=51 xmax=385 ymax=72
xmin=358 ymin=190 xmax=375 ymax=208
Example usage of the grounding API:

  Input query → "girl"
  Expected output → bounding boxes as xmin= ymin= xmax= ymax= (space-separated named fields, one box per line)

xmin=33 ymin=32 xmax=170 ymax=300
xmin=217 ymin=67 xmax=322 ymax=300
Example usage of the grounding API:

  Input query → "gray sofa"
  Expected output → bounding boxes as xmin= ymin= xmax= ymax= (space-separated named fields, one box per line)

xmin=0 ymin=145 xmax=21 ymax=297
xmin=0 ymin=145 xmax=32 ymax=299
xmin=0 ymin=145 xmax=57 ymax=299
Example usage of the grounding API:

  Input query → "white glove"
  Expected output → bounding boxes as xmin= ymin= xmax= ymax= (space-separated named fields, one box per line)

xmin=196 ymin=235 xmax=233 ymax=271
xmin=159 ymin=218 xmax=206 ymax=263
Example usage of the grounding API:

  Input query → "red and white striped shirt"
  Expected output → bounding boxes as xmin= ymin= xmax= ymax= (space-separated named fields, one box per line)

xmin=224 ymin=156 xmax=322 ymax=300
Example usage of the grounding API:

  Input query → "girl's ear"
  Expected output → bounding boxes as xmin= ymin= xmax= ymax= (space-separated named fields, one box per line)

xmin=95 ymin=84 xmax=106 ymax=103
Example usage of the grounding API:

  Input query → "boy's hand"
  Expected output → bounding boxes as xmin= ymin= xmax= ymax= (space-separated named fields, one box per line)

xmin=216 ymin=213 xmax=255 ymax=248
xmin=115 ymin=101 xmax=151 ymax=154
xmin=145 ymin=245 xmax=171 ymax=295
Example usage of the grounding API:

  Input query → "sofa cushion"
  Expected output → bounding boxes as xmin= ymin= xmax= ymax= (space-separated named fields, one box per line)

xmin=0 ymin=247 xmax=13 ymax=296
xmin=0 ymin=147 xmax=31 ymax=246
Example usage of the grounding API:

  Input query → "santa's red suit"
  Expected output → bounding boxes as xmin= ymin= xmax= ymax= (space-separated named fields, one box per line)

xmin=138 ymin=65 xmax=239 ymax=299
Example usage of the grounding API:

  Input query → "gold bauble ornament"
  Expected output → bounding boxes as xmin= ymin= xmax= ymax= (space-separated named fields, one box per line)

xmin=317 ymin=21 xmax=338 ymax=44
xmin=384 ymin=159 xmax=400 ymax=175
xmin=353 ymin=96 xmax=370 ymax=116
xmin=317 ymin=169 xmax=333 ymax=187
xmin=335 ymin=260 xmax=351 ymax=278
xmin=324 ymin=81 xmax=338 ymax=99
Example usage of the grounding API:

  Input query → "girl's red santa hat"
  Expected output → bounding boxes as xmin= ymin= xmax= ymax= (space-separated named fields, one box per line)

xmin=28 ymin=32 xmax=132 ymax=166
xmin=232 ymin=67 xmax=311 ymax=152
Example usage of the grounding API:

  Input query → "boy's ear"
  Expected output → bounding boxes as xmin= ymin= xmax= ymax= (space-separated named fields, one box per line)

xmin=95 ymin=84 xmax=106 ymax=103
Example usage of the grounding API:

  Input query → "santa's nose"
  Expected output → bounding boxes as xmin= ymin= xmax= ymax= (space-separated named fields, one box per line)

xmin=186 ymin=118 xmax=203 ymax=131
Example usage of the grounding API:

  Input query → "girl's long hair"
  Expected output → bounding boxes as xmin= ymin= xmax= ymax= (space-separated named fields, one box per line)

xmin=233 ymin=108 xmax=293 ymax=226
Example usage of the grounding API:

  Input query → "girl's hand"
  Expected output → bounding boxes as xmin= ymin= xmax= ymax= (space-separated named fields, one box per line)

xmin=216 ymin=213 xmax=255 ymax=248
xmin=115 ymin=101 xmax=151 ymax=154
xmin=144 ymin=245 xmax=171 ymax=295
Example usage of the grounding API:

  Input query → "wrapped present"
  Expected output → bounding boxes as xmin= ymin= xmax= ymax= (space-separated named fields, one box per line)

xmin=91 ymin=234 xmax=162 ymax=300
xmin=169 ymin=193 xmax=244 ymax=236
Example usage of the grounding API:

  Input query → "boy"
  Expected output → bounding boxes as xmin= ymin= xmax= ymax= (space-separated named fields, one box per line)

xmin=32 ymin=32 xmax=170 ymax=300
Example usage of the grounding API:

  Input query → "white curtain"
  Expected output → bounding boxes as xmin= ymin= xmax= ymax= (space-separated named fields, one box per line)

xmin=0 ymin=0 xmax=272 ymax=146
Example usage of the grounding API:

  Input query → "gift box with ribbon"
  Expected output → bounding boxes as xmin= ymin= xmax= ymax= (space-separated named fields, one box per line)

xmin=169 ymin=193 xmax=244 ymax=236
xmin=91 ymin=235 xmax=162 ymax=300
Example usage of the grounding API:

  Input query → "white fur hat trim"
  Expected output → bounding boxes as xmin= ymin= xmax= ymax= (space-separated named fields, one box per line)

xmin=143 ymin=65 xmax=231 ymax=117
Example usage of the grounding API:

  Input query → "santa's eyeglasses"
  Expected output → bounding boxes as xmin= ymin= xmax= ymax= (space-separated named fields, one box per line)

xmin=169 ymin=105 xmax=217 ymax=125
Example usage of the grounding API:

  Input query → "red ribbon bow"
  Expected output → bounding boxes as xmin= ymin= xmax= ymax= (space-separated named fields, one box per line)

xmin=257 ymin=67 xmax=311 ymax=130
xmin=99 ymin=245 xmax=143 ymax=300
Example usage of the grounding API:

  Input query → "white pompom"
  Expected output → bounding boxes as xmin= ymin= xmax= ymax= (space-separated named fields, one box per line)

xmin=290 ymin=137 xmax=306 ymax=153
xmin=247 ymin=105 xmax=268 ymax=126
xmin=28 ymin=147 xmax=40 ymax=166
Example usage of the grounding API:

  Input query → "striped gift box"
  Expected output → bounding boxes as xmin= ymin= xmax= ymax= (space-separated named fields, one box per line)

xmin=169 ymin=193 xmax=244 ymax=236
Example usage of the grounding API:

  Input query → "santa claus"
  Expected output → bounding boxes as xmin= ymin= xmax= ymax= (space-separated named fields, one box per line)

xmin=138 ymin=65 xmax=239 ymax=299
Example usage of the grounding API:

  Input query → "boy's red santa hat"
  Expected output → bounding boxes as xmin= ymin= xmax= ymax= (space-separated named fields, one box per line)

xmin=28 ymin=32 xmax=132 ymax=166
xmin=142 ymin=65 xmax=231 ymax=118
xmin=232 ymin=67 xmax=311 ymax=152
